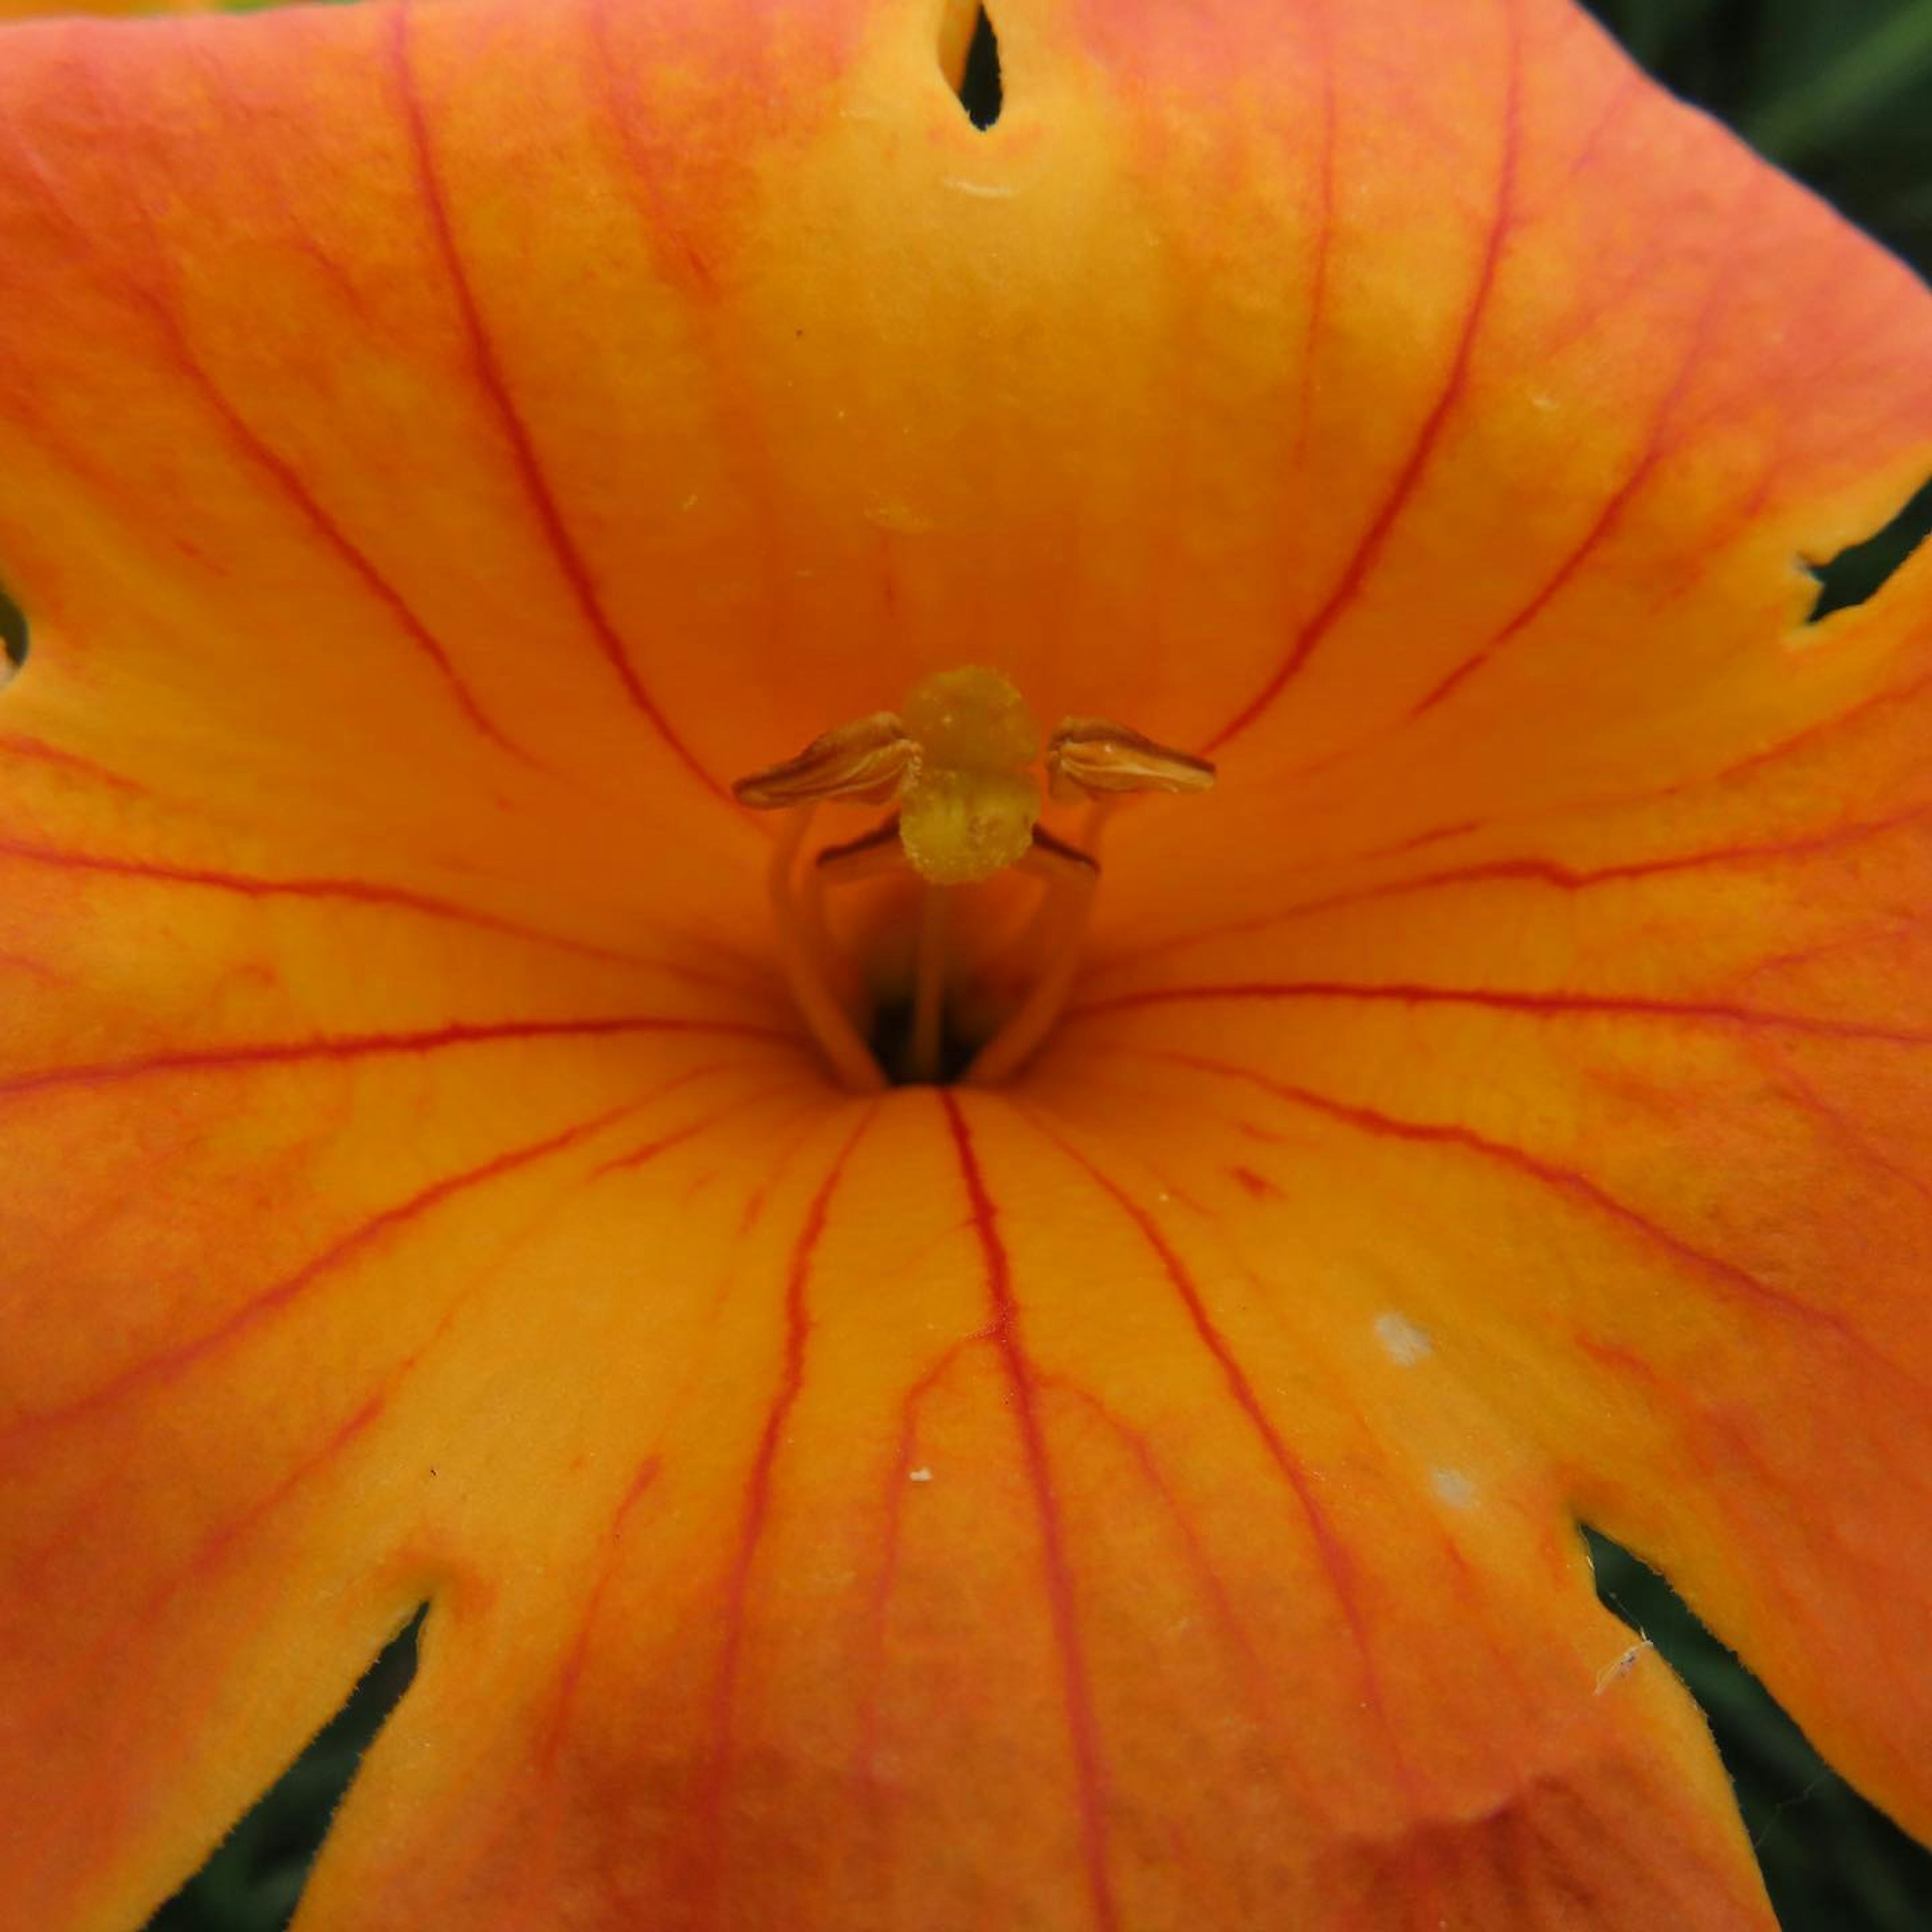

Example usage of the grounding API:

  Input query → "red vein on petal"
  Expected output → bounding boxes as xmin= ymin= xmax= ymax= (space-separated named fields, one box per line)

xmin=388 ymin=1 xmax=727 ymax=806
xmin=50 ymin=1090 xmax=728 ymax=1930
xmin=0 ymin=79 xmax=533 ymax=768
xmin=447 ymin=1445 xmax=661 ymax=1932
xmin=1740 ymin=908 xmax=1931 ymax=988
xmin=585 ymin=1070 xmax=748 ymax=1175
xmin=692 ymin=1106 xmax=875 ymax=1924
xmin=1712 ymin=652 xmax=1932 ymax=788
xmin=179 ymin=25 xmax=376 ymax=326
xmin=1202 ymin=5 xmax=1522 ymax=755
xmin=1761 ymin=1050 xmax=1932 ymax=1206
xmin=997 ymin=1095 xmax=1778 ymax=1918
xmin=1 ymin=1389 xmax=395 ymax=1780
xmin=939 ymin=1089 xmax=1120 ymax=1932
xmin=1033 ymin=1371 xmax=1328 ymax=1814
xmin=1017 ymin=1073 xmax=1582 ymax=1776
xmin=1016 ymin=1107 xmax=1424 ymax=1828
xmin=1092 ymin=802 xmax=1932 ymax=979
xmin=1153 ymin=1049 xmax=1922 ymax=1385
xmin=395 ymin=1082 xmax=824 ymax=1928
xmin=0 ymin=733 xmax=147 ymax=796
xmin=699 ymin=1091 xmax=829 ymax=1231
xmin=580 ymin=0 xmax=717 ymax=297
xmin=1380 ymin=816 xmax=1485 ymax=858
xmin=1070 ymin=978 xmax=1932 ymax=1045
xmin=189 ymin=1396 xmax=391 ymax=1597
xmin=0 ymin=835 xmax=757 ymax=986
xmin=1289 ymin=0 xmax=1338 ymax=460
xmin=0 ymin=947 xmax=63 ymax=986
xmin=0 ymin=1012 xmax=792 ymax=1102
xmin=539 ymin=1452 xmax=664 ymax=1768
xmin=1404 ymin=180 xmax=1755 ymax=720
xmin=0 ymin=1097 xmax=642 ymax=1451
xmin=1557 ymin=55 xmax=1645 ymax=188
xmin=855 ymin=1333 xmax=989 ymax=1797
xmin=10 ymin=1084 xmax=716 ymax=1615
xmin=1250 ymin=646 xmax=1932 ymax=899
xmin=1576 ymin=1331 xmax=1932 ymax=1642
xmin=1570 ymin=1335 xmax=1931 ymax=1762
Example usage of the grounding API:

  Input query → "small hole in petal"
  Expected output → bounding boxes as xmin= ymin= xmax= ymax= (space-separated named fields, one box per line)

xmin=1582 ymin=1527 xmax=1932 ymax=1919
xmin=1 ymin=579 xmax=26 ymax=676
xmin=951 ymin=5 xmax=1004 ymax=131
xmin=141 ymin=1608 xmax=424 ymax=1930
xmin=1806 ymin=473 xmax=1932 ymax=621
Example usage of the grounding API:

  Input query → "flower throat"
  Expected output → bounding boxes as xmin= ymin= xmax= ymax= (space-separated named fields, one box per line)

xmin=732 ymin=667 xmax=1213 ymax=1090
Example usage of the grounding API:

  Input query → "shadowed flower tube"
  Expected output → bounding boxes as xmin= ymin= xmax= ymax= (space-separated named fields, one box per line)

xmin=1 ymin=0 xmax=1929 ymax=1926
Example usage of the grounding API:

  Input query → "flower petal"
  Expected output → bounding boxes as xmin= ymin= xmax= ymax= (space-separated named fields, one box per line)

xmin=2 ymin=0 xmax=1926 ymax=838
xmin=254 ymin=1097 xmax=1778 ymax=1930
xmin=0 ymin=682 xmax=810 ymax=1923
xmin=1070 ymin=532 xmax=1932 ymax=1849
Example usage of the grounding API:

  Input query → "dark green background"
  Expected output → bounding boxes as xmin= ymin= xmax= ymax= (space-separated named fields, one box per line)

xmin=8 ymin=0 xmax=1904 ymax=1925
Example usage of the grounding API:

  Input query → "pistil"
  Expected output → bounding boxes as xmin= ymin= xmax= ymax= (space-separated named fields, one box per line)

xmin=909 ymin=886 xmax=950 ymax=1085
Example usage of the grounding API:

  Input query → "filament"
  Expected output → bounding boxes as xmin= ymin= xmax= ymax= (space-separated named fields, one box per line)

xmin=768 ymin=807 xmax=886 ymax=1093
xmin=965 ymin=844 xmax=1097 ymax=1086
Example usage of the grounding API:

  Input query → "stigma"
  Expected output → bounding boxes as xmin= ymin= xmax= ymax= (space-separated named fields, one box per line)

xmin=732 ymin=667 xmax=1213 ymax=1088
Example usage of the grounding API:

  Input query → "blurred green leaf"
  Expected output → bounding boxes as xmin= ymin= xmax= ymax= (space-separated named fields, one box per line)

xmin=1586 ymin=0 xmax=1932 ymax=282
xmin=1745 ymin=2 xmax=1932 ymax=167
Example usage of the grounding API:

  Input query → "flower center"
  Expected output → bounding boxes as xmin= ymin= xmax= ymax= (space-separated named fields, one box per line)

xmin=732 ymin=667 xmax=1213 ymax=1090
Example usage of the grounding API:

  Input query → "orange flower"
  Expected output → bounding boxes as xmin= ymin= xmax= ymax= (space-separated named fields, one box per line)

xmin=2 ymin=0 xmax=1929 ymax=1925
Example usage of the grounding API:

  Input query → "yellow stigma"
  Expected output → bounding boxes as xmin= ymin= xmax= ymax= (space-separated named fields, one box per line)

xmin=896 ymin=668 xmax=1041 ymax=886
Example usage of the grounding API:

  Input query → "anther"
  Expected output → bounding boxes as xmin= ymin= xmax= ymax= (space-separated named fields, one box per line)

xmin=732 ymin=668 xmax=1212 ymax=1086
xmin=1045 ymin=718 xmax=1217 ymax=801
xmin=731 ymin=712 xmax=914 ymax=809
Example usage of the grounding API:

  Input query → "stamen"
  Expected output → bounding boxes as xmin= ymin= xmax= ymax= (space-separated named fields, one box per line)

xmin=1007 ymin=797 xmax=1116 ymax=968
xmin=1047 ymin=718 xmax=1216 ymax=801
xmin=814 ymin=815 xmax=906 ymax=885
xmin=766 ymin=807 xmax=886 ymax=1093
xmin=797 ymin=860 xmax=856 ymax=1019
xmin=731 ymin=674 xmax=1212 ymax=1086
xmin=964 ymin=828 xmax=1098 ymax=1086
xmin=732 ymin=713 xmax=914 ymax=809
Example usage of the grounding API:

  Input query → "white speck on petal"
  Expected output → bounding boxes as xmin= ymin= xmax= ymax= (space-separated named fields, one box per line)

xmin=908 ymin=1467 xmax=933 ymax=1483
xmin=944 ymin=177 xmax=1017 ymax=198
xmin=1373 ymin=1311 xmax=1433 ymax=1366
xmin=1430 ymin=1467 xmax=1477 ymax=1509
xmin=865 ymin=501 xmax=935 ymax=537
